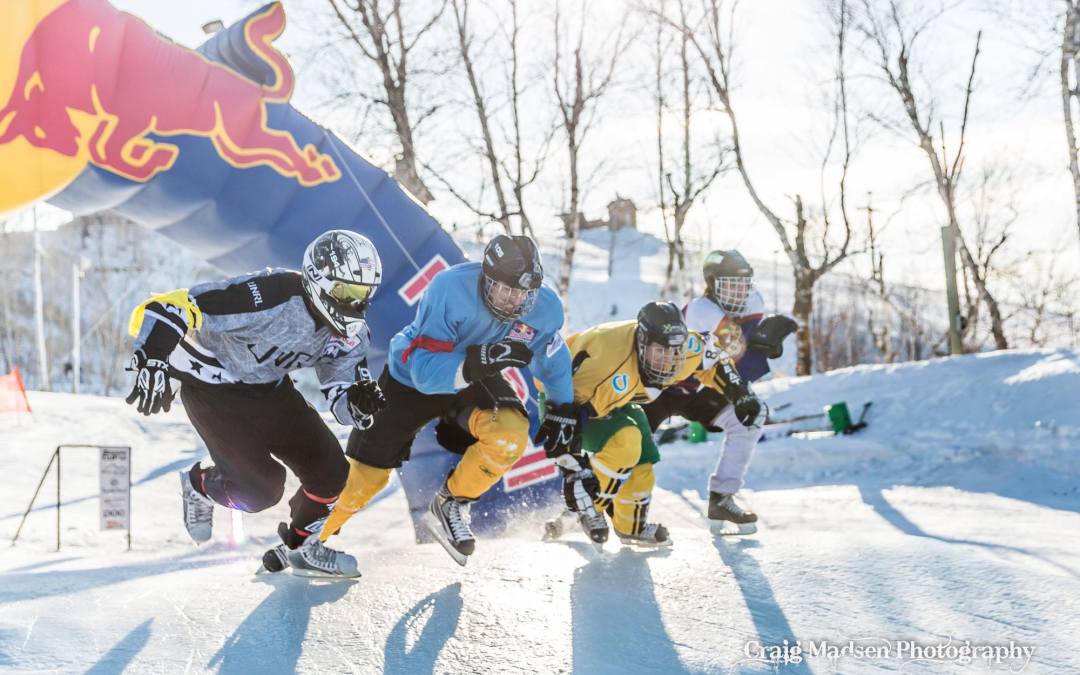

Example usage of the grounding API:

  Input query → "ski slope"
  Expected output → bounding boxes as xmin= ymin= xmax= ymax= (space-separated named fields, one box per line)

xmin=1 ymin=349 xmax=1078 ymax=673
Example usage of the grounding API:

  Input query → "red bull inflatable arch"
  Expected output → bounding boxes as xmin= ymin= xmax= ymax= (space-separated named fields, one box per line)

xmin=0 ymin=0 xmax=560 ymax=538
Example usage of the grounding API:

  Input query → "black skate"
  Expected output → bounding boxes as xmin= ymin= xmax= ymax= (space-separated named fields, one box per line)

xmin=256 ymin=544 xmax=290 ymax=575
xmin=542 ymin=508 xmax=608 ymax=552
xmin=256 ymin=523 xmax=295 ymax=574
xmin=286 ymin=536 xmax=361 ymax=578
xmin=422 ymin=482 xmax=475 ymax=566
xmin=708 ymin=491 xmax=758 ymax=535
xmin=616 ymin=523 xmax=673 ymax=548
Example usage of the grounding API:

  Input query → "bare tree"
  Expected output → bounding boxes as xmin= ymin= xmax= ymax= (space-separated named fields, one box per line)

xmin=551 ymin=0 xmax=628 ymax=298
xmin=861 ymin=195 xmax=898 ymax=362
xmin=1062 ymin=2 xmax=1080 ymax=245
xmin=427 ymin=0 xmax=550 ymax=237
xmin=662 ymin=0 xmax=861 ymax=374
xmin=857 ymin=0 xmax=1009 ymax=350
xmin=653 ymin=0 xmax=727 ymax=301
xmin=326 ymin=0 xmax=447 ymax=204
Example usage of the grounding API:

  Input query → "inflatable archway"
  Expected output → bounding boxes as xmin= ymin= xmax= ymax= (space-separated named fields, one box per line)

xmin=0 ymin=0 xmax=559 ymax=538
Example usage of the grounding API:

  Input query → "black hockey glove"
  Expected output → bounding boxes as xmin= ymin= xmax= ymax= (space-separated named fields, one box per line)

xmin=747 ymin=314 xmax=798 ymax=359
xmin=534 ymin=402 xmax=584 ymax=467
xmin=124 ymin=349 xmax=173 ymax=416
xmin=562 ymin=463 xmax=602 ymax=513
xmin=733 ymin=393 xmax=766 ymax=429
xmin=462 ymin=340 xmax=533 ymax=383
xmin=346 ymin=374 xmax=387 ymax=430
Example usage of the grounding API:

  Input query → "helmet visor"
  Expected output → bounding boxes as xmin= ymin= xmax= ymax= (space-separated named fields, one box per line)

xmin=483 ymin=277 xmax=537 ymax=321
xmin=713 ymin=276 xmax=752 ymax=316
xmin=639 ymin=341 xmax=687 ymax=386
xmin=329 ymin=281 xmax=376 ymax=309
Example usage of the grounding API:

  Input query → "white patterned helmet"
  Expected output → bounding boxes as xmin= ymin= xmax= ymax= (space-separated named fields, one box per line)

xmin=301 ymin=230 xmax=382 ymax=337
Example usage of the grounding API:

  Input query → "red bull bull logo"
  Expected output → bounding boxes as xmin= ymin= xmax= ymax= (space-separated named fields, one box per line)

xmin=0 ymin=0 xmax=339 ymax=211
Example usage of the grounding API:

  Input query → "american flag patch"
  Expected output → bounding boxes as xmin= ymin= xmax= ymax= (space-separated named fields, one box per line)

xmin=507 ymin=321 xmax=536 ymax=343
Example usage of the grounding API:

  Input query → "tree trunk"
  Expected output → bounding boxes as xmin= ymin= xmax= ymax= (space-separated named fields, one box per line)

xmin=793 ymin=272 xmax=814 ymax=375
xmin=559 ymin=140 xmax=580 ymax=300
xmin=1064 ymin=3 xmax=1080 ymax=246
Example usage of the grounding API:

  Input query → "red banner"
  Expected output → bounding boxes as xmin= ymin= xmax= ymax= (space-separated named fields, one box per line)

xmin=0 ymin=368 xmax=32 ymax=414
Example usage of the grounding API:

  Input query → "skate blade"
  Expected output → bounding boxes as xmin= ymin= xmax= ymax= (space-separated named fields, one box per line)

xmin=617 ymin=536 xmax=673 ymax=548
xmin=709 ymin=520 xmax=757 ymax=536
xmin=289 ymin=566 xmax=361 ymax=579
xmin=422 ymin=511 xmax=470 ymax=567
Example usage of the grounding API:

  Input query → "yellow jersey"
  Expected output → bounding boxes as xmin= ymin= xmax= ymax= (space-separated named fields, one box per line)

xmin=562 ymin=320 xmax=735 ymax=418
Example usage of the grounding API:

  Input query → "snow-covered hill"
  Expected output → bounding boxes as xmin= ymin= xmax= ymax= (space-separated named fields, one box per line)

xmin=1 ymin=349 xmax=1077 ymax=673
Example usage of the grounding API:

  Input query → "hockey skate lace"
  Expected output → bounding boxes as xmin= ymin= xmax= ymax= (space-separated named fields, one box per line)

xmin=722 ymin=495 xmax=746 ymax=517
xmin=579 ymin=509 xmax=607 ymax=533
xmin=446 ymin=500 xmax=474 ymax=542
xmin=304 ymin=540 xmax=339 ymax=571
xmin=186 ymin=491 xmax=213 ymax=528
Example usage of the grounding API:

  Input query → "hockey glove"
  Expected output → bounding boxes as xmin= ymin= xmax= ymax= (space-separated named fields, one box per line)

xmin=534 ymin=402 xmax=584 ymax=467
xmin=124 ymin=349 xmax=173 ymax=415
xmin=562 ymin=464 xmax=602 ymax=513
xmin=733 ymin=393 xmax=766 ymax=429
xmin=462 ymin=340 xmax=533 ymax=383
xmin=346 ymin=375 xmax=387 ymax=430
xmin=747 ymin=314 xmax=798 ymax=359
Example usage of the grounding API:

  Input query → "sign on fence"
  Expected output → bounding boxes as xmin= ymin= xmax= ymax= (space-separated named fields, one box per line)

xmin=99 ymin=447 xmax=131 ymax=531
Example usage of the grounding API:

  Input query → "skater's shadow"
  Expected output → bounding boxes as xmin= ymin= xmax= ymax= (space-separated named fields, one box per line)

xmin=712 ymin=537 xmax=812 ymax=675
xmin=208 ymin=577 xmax=355 ymax=674
xmin=383 ymin=582 xmax=463 ymax=674
xmin=0 ymin=549 xmax=236 ymax=604
xmin=857 ymin=485 xmax=1079 ymax=579
xmin=85 ymin=619 xmax=153 ymax=674
xmin=569 ymin=544 xmax=686 ymax=673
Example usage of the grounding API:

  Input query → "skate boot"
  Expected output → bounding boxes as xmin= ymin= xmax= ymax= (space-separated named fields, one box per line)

xmin=286 ymin=535 xmax=361 ymax=578
xmin=542 ymin=508 xmax=608 ymax=551
xmin=616 ymin=523 xmax=672 ymax=548
xmin=179 ymin=467 xmax=214 ymax=544
xmin=708 ymin=491 xmax=758 ymax=535
xmin=257 ymin=523 xmax=295 ymax=574
xmin=422 ymin=481 xmax=475 ymax=566
xmin=257 ymin=544 xmax=290 ymax=574
xmin=577 ymin=507 xmax=609 ymax=550
xmin=542 ymin=511 xmax=569 ymax=541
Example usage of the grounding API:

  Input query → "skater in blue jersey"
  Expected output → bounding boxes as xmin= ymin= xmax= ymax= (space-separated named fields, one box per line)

xmin=316 ymin=235 xmax=583 ymax=566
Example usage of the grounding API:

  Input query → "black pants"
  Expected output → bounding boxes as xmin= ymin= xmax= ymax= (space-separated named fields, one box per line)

xmin=642 ymin=386 xmax=729 ymax=432
xmin=346 ymin=366 xmax=524 ymax=469
xmin=180 ymin=377 xmax=348 ymax=532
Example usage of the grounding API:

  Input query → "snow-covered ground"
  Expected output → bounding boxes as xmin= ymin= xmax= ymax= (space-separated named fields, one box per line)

xmin=2 ymin=348 xmax=1078 ymax=674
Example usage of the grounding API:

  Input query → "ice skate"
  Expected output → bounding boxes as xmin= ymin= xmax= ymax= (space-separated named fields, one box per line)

xmin=256 ymin=543 xmax=290 ymax=575
xmin=286 ymin=535 xmax=361 ymax=578
xmin=708 ymin=491 xmax=758 ymax=535
xmin=423 ymin=482 xmax=475 ymax=566
xmin=616 ymin=523 xmax=673 ymax=548
xmin=179 ymin=469 xmax=214 ymax=544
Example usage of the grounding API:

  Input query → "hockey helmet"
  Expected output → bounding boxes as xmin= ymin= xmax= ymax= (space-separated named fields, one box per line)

xmin=301 ymin=230 xmax=382 ymax=338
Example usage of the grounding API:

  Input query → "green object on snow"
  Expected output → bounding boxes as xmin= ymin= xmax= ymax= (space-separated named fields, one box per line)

xmin=826 ymin=402 xmax=853 ymax=433
xmin=688 ymin=421 xmax=708 ymax=443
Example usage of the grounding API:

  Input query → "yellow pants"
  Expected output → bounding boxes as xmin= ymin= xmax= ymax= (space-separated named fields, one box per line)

xmin=446 ymin=407 xmax=529 ymax=499
xmin=320 ymin=407 xmax=529 ymax=541
xmin=588 ymin=425 xmax=656 ymax=535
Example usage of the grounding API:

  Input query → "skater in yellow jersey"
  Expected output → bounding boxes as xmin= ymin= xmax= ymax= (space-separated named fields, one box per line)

xmin=543 ymin=301 xmax=766 ymax=547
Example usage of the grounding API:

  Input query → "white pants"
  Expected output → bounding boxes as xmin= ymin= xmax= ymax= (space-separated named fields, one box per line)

xmin=707 ymin=403 xmax=764 ymax=495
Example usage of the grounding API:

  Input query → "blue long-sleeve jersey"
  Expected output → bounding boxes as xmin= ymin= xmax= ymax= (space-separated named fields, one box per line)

xmin=388 ymin=262 xmax=574 ymax=404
